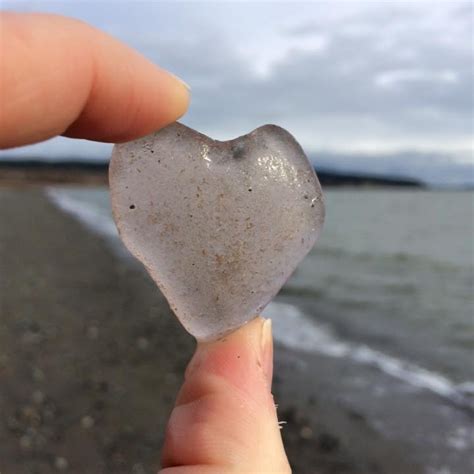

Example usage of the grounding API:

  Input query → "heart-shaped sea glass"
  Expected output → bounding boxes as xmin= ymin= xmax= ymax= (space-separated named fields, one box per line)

xmin=109 ymin=123 xmax=324 ymax=340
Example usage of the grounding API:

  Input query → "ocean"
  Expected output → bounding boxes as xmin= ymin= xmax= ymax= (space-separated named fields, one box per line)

xmin=48 ymin=187 xmax=474 ymax=474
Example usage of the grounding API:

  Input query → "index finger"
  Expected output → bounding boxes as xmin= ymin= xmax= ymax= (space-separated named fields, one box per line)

xmin=0 ymin=12 xmax=190 ymax=149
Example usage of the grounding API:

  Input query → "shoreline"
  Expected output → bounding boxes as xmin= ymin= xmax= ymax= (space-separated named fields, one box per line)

xmin=0 ymin=188 xmax=452 ymax=473
xmin=0 ymin=162 xmax=431 ymax=189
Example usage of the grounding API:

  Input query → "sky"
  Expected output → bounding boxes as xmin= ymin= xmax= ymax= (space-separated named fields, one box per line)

xmin=1 ymin=0 xmax=473 ymax=185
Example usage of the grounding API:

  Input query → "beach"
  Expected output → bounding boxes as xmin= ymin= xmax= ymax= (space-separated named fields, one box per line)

xmin=1 ymin=187 xmax=472 ymax=474
xmin=0 ymin=188 xmax=420 ymax=474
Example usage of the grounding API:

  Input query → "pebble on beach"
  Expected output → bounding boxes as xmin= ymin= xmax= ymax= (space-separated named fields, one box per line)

xmin=32 ymin=367 xmax=45 ymax=382
xmin=19 ymin=434 xmax=32 ymax=450
xmin=81 ymin=415 xmax=95 ymax=429
xmin=300 ymin=425 xmax=313 ymax=440
xmin=136 ymin=337 xmax=149 ymax=351
xmin=87 ymin=325 xmax=100 ymax=340
xmin=54 ymin=456 xmax=69 ymax=471
xmin=32 ymin=390 xmax=45 ymax=405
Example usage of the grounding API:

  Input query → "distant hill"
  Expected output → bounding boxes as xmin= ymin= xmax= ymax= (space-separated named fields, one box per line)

xmin=0 ymin=160 xmax=109 ymax=186
xmin=0 ymin=159 xmax=424 ymax=188
xmin=310 ymin=150 xmax=473 ymax=189
xmin=315 ymin=169 xmax=424 ymax=188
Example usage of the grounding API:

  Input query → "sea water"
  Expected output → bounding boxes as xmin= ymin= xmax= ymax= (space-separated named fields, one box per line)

xmin=48 ymin=187 xmax=474 ymax=473
xmin=49 ymin=188 xmax=473 ymax=382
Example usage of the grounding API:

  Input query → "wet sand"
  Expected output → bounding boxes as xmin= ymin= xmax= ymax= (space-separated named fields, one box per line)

xmin=0 ymin=189 xmax=422 ymax=474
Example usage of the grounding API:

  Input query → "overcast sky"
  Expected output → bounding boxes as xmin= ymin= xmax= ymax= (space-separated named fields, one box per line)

xmin=2 ymin=1 xmax=473 ymax=184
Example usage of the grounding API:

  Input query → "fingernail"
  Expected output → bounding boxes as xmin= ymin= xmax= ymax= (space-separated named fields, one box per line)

xmin=169 ymin=71 xmax=191 ymax=91
xmin=260 ymin=318 xmax=273 ymax=387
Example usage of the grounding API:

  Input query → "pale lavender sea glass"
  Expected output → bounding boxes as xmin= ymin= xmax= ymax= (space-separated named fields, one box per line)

xmin=109 ymin=122 xmax=325 ymax=341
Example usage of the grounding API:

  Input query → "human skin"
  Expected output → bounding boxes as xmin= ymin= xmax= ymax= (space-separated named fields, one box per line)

xmin=0 ymin=12 xmax=291 ymax=473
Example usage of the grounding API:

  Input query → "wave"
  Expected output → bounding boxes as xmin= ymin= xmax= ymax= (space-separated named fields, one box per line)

xmin=47 ymin=188 xmax=117 ymax=239
xmin=279 ymin=281 xmax=418 ymax=300
xmin=278 ymin=286 xmax=325 ymax=299
xmin=313 ymin=245 xmax=467 ymax=273
xmin=264 ymin=302 xmax=474 ymax=413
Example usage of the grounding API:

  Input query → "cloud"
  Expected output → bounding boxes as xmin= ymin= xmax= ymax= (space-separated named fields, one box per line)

xmin=1 ymin=0 xmax=472 ymax=185
xmin=126 ymin=1 xmax=472 ymax=155
xmin=374 ymin=69 xmax=459 ymax=89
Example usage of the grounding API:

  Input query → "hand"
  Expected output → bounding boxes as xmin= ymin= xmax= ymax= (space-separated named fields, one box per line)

xmin=161 ymin=317 xmax=290 ymax=474
xmin=0 ymin=12 xmax=291 ymax=473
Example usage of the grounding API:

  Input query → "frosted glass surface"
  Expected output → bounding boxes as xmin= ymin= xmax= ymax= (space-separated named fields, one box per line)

xmin=110 ymin=123 xmax=325 ymax=340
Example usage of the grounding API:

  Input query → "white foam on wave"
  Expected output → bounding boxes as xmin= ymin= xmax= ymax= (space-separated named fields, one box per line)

xmin=47 ymin=189 xmax=474 ymax=411
xmin=47 ymin=188 xmax=117 ymax=239
xmin=265 ymin=302 xmax=474 ymax=410
xmin=264 ymin=302 xmax=349 ymax=357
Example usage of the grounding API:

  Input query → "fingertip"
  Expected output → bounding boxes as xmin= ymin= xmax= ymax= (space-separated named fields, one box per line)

xmin=62 ymin=30 xmax=191 ymax=143
xmin=64 ymin=65 xmax=191 ymax=143
xmin=110 ymin=63 xmax=191 ymax=142
xmin=161 ymin=317 xmax=290 ymax=472
xmin=185 ymin=317 xmax=272 ymax=401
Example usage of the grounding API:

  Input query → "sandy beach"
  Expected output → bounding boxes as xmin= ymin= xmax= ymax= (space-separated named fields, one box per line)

xmin=0 ymin=188 xmax=425 ymax=474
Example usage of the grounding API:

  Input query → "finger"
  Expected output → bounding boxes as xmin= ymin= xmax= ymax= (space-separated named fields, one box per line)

xmin=160 ymin=317 xmax=291 ymax=474
xmin=0 ymin=12 xmax=189 ymax=149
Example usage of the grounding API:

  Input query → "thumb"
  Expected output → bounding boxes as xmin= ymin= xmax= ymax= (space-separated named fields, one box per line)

xmin=160 ymin=317 xmax=291 ymax=474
